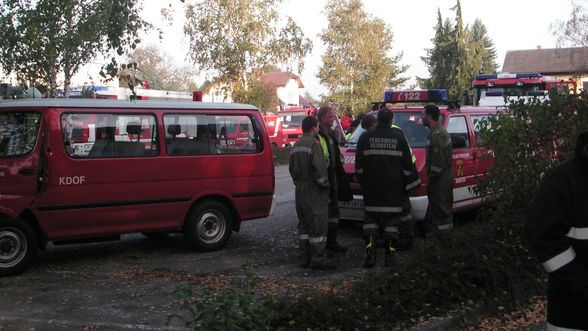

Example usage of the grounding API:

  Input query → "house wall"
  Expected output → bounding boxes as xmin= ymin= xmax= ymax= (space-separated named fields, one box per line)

xmin=276 ymin=79 xmax=300 ymax=106
xmin=552 ymin=74 xmax=588 ymax=93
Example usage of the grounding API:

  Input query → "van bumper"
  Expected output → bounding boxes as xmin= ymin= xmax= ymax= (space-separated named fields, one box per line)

xmin=339 ymin=195 xmax=429 ymax=222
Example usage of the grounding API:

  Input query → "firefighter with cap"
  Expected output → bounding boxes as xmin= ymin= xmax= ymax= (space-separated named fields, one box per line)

xmin=316 ymin=106 xmax=352 ymax=253
xmin=526 ymin=131 xmax=588 ymax=330
xmin=289 ymin=116 xmax=336 ymax=270
xmin=421 ymin=104 xmax=454 ymax=234
xmin=355 ymin=108 xmax=420 ymax=268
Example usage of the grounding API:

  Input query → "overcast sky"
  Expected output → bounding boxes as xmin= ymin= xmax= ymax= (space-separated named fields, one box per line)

xmin=141 ymin=0 xmax=574 ymax=97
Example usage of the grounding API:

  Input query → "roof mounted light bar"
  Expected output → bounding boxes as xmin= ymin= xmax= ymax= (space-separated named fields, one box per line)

xmin=383 ymin=89 xmax=448 ymax=103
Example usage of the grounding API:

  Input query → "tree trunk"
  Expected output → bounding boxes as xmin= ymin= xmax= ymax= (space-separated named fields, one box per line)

xmin=64 ymin=66 xmax=71 ymax=99
xmin=49 ymin=66 xmax=58 ymax=98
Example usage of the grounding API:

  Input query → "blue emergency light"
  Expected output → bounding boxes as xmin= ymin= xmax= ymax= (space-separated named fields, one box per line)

xmin=383 ymin=89 xmax=448 ymax=103
xmin=485 ymin=91 xmax=503 ymax=97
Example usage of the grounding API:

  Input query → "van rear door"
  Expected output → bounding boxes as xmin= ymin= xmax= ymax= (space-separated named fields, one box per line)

xmin=0 ymin=111 xmax=43 ymax=216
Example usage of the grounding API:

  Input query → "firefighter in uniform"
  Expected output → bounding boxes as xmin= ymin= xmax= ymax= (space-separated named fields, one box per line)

xmin=317 ymin=106 xmax=351 ymax=253
xmin=355 ymin=108 xmax=420 ymax=268
xmin=289 ymin=116 xmax=335 ymax=270
xmin=526 ymin=131 xmax=588 ymax=330
xmin=421 ymin=104 xmax=453 ymax=234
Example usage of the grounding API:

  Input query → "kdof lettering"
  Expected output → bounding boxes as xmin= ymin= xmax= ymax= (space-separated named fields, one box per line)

xmin=59 ymin=176 xmax=86 ymax=185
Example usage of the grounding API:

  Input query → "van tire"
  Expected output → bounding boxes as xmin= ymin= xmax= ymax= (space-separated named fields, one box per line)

xmin=183 ymin=201 xmax=232 ymax=251
xmin=0 ymin=219 xmax=37 ymax=277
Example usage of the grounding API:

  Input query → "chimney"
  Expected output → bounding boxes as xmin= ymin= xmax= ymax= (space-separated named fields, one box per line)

xmin=537 ymin=45 xmax=542 ymax=50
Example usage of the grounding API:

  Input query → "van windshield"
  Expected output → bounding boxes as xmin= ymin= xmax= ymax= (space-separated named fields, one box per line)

xmin=0 ymin=112 xmax=41 ymax=157
xmin=347 ymin=111 xmax=444 ymax=149
xmin=279 ymin=112 xmax=305 ymax=128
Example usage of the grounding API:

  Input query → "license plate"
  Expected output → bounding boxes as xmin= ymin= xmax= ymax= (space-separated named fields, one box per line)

xmin=339 ymin=200 xmax=364 ymax=209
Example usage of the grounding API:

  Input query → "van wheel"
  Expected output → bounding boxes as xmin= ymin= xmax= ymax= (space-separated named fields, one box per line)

xmin=183 ymin=201 xmax=232 ymax=251
xmin=0 ymin=219 xmax=37 ymax=277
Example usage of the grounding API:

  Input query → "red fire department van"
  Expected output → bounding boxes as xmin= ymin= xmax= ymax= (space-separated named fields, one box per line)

xmin=339 ymin=89 xmax=499 ymax=222
xmin=0 ymin=99 xmax=275 ymax=276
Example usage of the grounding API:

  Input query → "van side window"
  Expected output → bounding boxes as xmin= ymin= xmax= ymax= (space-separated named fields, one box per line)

xmin=163 ymin=114 xmax=261 ymax=155
xmin=446 ymin=116 xmax=470 ymax=149
xmin=472 ymin=115 xmax=489 ymax=147
xmin=164 ymin=114 xmax=212 ymax=155
xmin=0 ymin=112 xmax=41 ymax=157
xmin=61 ymin=113 xmax=159 ymax=158
xmin=213 ymin=115 xmax=261 ymax=154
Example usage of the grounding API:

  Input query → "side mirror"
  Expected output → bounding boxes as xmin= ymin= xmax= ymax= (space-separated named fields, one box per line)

xmin=450 ymin=134 xmax=466 ymax=149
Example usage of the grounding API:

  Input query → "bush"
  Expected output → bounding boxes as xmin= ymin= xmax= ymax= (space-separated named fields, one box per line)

xmin=475 ymin=91 xmax=588 ymax=214
xmin=169 ymin=264 xmax=277 ymax=330
xmin=271 ymin=212 xmax=544 ymax=330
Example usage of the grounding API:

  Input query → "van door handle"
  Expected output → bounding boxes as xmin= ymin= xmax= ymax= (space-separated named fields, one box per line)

xmin=19 ymin=168 xmax=35 ymax=175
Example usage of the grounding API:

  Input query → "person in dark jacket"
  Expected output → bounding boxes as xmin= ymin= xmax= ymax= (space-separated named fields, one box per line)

xmin=289 ymin=116 xmax=335 ymax=270
xmin=355 ymin=108 xmax=420 ymax=268
xmin=526 ymin=131 xmax=588 ymax=330
xmin=421 ymin=104 xmax=454 ymax=234
xmin=317 ymin=106 xmax=352 ymax=253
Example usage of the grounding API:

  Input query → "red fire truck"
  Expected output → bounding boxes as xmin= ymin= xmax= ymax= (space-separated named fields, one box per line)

xmin=339 ymin=89 xmax=500 ymax=222
xmin=472 ymin=72 xmax=576 ymax=106
xmin=263 ymin=114 xmax=284 ymax=149
xmin=277 ymin=108 xmax=316 ymax=147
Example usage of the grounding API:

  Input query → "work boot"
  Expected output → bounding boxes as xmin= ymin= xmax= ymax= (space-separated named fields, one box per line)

xmin=326 ymin=228 xmax=348 ymax=254
xmin=363 ymin=236 xmax=377 ymax=268
xmin=384 ymin=241 xmax=397 ymax=268
xmin=298 ymin=239 xmax=310 ymax=268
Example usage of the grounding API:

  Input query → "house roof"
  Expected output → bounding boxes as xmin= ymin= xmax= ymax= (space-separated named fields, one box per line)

xmin=260 ymin=71 xmax=304 ymax=88
xmin=502 ymin=47 xmax=588 ymax=75
xmin=299 ymin=94 xmax=310 ymax=107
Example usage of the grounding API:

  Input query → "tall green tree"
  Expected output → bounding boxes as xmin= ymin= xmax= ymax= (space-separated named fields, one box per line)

xmin=318 ymin=0 xmax=407 ymax=116
xmin=551 ymin=0 xmax=588 ymax=47
xmin=126 ymin=45 xmax=197 ymax=91
xmin=232 ymin=78 xmax=279 ymax=113
xmin=470 ymin=19 xmax=498 ymax=74
xmin=0 ymin=0 xmax=150 ymax=97
xmin=445 ymin=0 xmax=477 ymax=102
xmin=420 ymin=1 xmax=497 ymax=103
xmin=420 ymin=9 xmax=452 ymax=89
xmin=182 ymin=0 xmax=312 ymax=94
